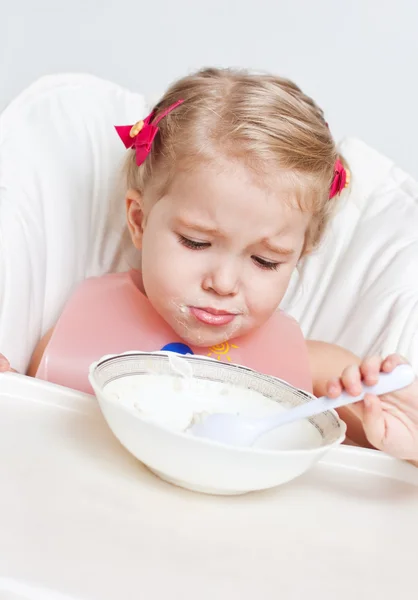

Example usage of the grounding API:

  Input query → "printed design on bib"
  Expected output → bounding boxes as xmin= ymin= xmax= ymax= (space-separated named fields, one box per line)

xmin=207 ymin=342 xmax=238 ymax=361
xmin=160 ymin=343 xmax=194 ymax=355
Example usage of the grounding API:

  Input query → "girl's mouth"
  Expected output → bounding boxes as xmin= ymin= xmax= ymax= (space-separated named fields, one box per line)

xmin=189 ymin=306 xmax=238 ymax=326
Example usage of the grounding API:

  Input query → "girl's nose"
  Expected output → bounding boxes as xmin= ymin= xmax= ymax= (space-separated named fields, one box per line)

xmin=202 ymin=260 xmax=240 ymax=296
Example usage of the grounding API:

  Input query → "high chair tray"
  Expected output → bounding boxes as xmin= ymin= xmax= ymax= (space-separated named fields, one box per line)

xmin=0 ymin=374 xmax=417 ymax=600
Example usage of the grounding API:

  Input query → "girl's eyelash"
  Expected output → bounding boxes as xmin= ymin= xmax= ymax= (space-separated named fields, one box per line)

xmin=178 ymin=235 xmax=279 ymax=270
xmin=178 ymin=235 xmax=210 ymax=250
xmin=252 ymin=256 xmax=280 ymax=271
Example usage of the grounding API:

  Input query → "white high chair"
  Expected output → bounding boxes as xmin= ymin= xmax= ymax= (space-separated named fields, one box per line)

xmin=1 ymin=74 xmax=418 ymax=374
xmin=0 ymin=74 xmax=145 ymax=372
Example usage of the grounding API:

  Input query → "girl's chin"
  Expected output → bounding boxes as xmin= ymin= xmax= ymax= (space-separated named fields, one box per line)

xmin=170 ymin=320 xmax=246 ymax=348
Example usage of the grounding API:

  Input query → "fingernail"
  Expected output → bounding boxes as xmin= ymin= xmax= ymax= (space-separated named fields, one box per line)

xmin=327 ymin=379 xmax=339 ymax=394
xmin=363 ymin=395 xmax=373 ymax=409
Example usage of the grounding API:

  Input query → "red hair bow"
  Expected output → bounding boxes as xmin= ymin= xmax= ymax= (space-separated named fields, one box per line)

xmin=115 ymin=99 xmax=184 ymax=166
xmin=329 ymin=158 xmax=349 ymax=198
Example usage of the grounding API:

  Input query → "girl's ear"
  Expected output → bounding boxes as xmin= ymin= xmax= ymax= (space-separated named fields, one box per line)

xmin=126 ymin=189 xmax=146 ymax=250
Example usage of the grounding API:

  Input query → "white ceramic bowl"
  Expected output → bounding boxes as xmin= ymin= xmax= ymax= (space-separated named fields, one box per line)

xmin=89 ymin=352 xmax=346 ymax=495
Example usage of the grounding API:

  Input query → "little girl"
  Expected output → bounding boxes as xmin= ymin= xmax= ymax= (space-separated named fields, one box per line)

xmin=1 ymin=67 xmax=417 ymax=463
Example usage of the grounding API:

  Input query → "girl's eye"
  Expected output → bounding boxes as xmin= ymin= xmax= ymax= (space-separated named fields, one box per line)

xmin=178 ymin=235 xmax=210 ymax=250
xmin=252 ymin=256 xmax=280 ymax=271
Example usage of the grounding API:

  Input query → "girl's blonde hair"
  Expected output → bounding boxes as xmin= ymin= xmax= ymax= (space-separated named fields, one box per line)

xmin=125 ymin=67 xmax=346 ymax=253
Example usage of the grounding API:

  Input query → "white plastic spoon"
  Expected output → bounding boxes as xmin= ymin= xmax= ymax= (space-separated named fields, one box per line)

xmin=189 ymin=364 xmax=415 ymax=447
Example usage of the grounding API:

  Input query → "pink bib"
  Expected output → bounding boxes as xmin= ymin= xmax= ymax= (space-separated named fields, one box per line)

xmin=36 ymin=271 xmax=312 ymax=394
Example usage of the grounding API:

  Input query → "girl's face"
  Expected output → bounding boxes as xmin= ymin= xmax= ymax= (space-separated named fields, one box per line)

xmin=127 ymin=159 xmax=311 ymax=348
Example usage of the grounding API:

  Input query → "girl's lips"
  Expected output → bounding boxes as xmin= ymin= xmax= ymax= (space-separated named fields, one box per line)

xmin=189 ymin=307 xmax=237 ymax=326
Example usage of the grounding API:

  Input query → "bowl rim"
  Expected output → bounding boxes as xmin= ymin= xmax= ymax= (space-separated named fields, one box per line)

xmin=89 ymin=351 xmax=347 ymax=456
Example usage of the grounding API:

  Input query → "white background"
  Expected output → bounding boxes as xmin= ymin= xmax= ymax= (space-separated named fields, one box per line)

xmin=1 ymin=0 xmax=417 ymax=177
